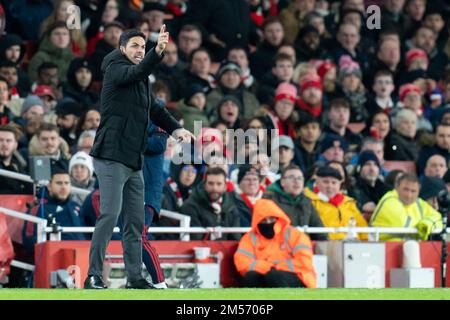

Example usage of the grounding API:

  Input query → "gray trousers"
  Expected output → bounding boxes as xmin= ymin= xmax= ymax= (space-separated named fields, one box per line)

xmin=88 ymin=158 xmax=145 ymax=282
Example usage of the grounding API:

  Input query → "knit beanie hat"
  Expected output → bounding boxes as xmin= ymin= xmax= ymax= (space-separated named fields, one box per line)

xmin=274 ymin=82 xmax=297 ymax=103
xmin=357 ymin=150 xmax=381 ymax=171
xmin=69 ymin=151 xmax=94 ymax=178
xmin=405 ymin=48 xmax=428 ymax=69
xmin=399 ymin=83 xmax=422 ymax=102
xmin=300 ymin=74 xmax=322 ymax=94
xmin=338 ymin=55 xmax=362 ymax=81
xmin=21 ymin=95 xmax=44 ymax=115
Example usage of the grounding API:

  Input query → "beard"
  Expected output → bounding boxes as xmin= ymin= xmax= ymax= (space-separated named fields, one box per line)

xmin=208 ymin=192 xmax=222 ymax=202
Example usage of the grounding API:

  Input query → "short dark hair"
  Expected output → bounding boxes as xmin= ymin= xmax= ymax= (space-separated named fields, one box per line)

xmin=272 ymin=53 xmax=293 ymax=67
xmin=179 ymin=24 xmax=202 ymax=35
xmin=296 ymin=111 xmax=320 ymax=129
xmin=0 ymin=60 xmax=17 ymax=69
xmin=329 ymin=98 xmax=350 ymax=110
xmin=38 ymin=62 xmax=58 ymax=75
xmin=188 ymin=47 xmax=211 ymax=65
xmin=373 ymin=69 xmax=394 ymax=81
xmin=396 ymin=173 xmax=420 ymax=187
xmin=46 ymin=21 xmax=69 ymax=36
xmin=37 ymin=123 xmax=60 ymax=137
xmin=436 ymin=123 xmax=450 ymax=133
xmin=119 ymin=29 xmax=146 ymax=47
xmin=262 ymin=16 xmax=282 ymax=31
xmin=0 ymin=125 xmax=18 ymax=140
xmin=281 ymin=164 xmax=303 ymax=178
xmin=204 ymin=167 xmax=227 ymax=181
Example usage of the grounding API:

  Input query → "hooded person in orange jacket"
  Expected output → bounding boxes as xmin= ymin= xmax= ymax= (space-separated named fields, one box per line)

xmin=234 ymin=198 xmax=317 ymax=288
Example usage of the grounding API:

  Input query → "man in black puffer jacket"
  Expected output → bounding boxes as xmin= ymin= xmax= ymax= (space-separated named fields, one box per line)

xmin=85 ymin=26 xmax=194 ymax=290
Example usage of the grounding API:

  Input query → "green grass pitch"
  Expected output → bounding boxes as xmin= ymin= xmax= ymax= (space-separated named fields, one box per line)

xmin=1 ymin=288 xmax=450 ymax=300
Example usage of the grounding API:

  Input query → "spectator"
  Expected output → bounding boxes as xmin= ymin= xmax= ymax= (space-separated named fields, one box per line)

xmin=39 ymin=0 xmax=87 ymax=56
xmin=335 ymin=56 xmax=368 ymax=123
xmin=349 ymin=150 xmax=390 ymax=214
xmin=181 ymin=48 xmax=215 ymax=96
xmin=297 ymin=74 xmax=323 ymax=119
xmin=234 ymin=198 xmax=317 ymax=288
xmin=278 ymin=0 xmax=316 ymax=44
xmin=250 ymin=17 xmax=285 ymax=80
xmin=63 ymin=58 xmax=99 ymax=110
xmin=274 ymin=135 xmax=295 ymax=172
xmin=332 ymin=23 xmax=368 ymax=73
xmin=142 ymin=3 xmax=167 ymax=48
xmin=179 ymin=84 xmax=210 ymax=133
xmin=380 ymin=0 xmax=409 ymax=37
xmin=227 ymin=46 xmax=256 ymax=91
xmin=365 ymin=69 xmax=396 ymax=116
xmin=176 ymin=24 xmax=203 ymax=64
xmin=366 ymin=36 xmax=401 ymax=87
xmin=33 ymin=85 xmax=57 ymax=115
xmin=28 ymin=22 xmax=75 ymax=83
xmin=349 ymin=137 xmax=389 ymax=177
xmin=23 ymin=162 xmax=87 ymax=257
xmin=206 ymin=60 xmax=260 ymax=119
xmin=423 ymin=6 xmax=448 ymax=50
xmin=444 ymin=169 xmax=450 ymax=194
xmin=28 ymin=123 xmax=71 ymax=168
xmin=318 ymin=134 xmax=348 ymax=163
xmin=232 ymin=165 xmax=264 ymax=227
xmin=76 ymin=130 xmax=96 ymax=154
xmin=366 ymin=110 xmax=392 ymax=143
xmin=0 ymin=76 xmax=15 ymax=125
xmin=55 ymin=98 xmax=84 ymax=149
xmin=0 ymin=125 xmax=32 ymax=194
xmin=183 ymin=0 xmax=252 ymax=61
xmin=423 ymin=154 xmax=448 ymax=179
xmin=293 ymin=112 xmax=321 ymax=173
xmin=0 ymin=33 xmax=31 ymax=98
xmin=180 ymin=167 xmax=240 ymax=240
xmin=75 ymin=109 xmax=100 ymax=138
xmin=12 ymin=95 xmax=45 ymax=145
xmin=0 ymin=61 xmax=26 ymax=99
xmin=210 ymin=95 xmax=243 ymax=130
xmin=370 ymin=173 xmax=442 ymax=241
xmin=69 ymin=151 xmax=95 ymax=205
xmin=35 ymin=63 xmax=61 ymax=99
xmin=257 ymin=53 xmax=295 ymax=106
xmin=323 ymin=97 xmax=362 ymax=149
xmin=304 ymin=166 xmax=368 ymax=240
xmin=90 ymin=21 xmax=124 ymax=81
xmin=406 ymin=25 xmax=449 ymax=81
xmin=263 ymin=164 xmax=327 ymax=241
xmin=294 ymin=25 xmax=329 ymax=63
xmin=153 ymin=41 xmax=184 ymax=101
xmin=385 ymin=108 xmax=419 ymax=161
xmin=394 ymin=83 xmax=432 ymax=132
xmin=417 ymin=123 xmax=450 ymax=174
xmin=264 ymin=82 xmax=298 ymax=139
xmin=162 ymin=164 xmax=199 ymax=213
xmin=419 ymin=176 xmax=447 ymax=211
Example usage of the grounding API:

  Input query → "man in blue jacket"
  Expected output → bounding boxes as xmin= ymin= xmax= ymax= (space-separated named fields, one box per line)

xmin=23 ymin=162 xmax=87 ymax=258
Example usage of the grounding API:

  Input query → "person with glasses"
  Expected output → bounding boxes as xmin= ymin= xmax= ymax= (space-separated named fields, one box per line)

xmin=232 ymin=164 xmax=264 ymax=227
xmin=304 ymin=166 xmax=368 ymax=240
xmin=263 ymin=164 xmax=327 ymax=241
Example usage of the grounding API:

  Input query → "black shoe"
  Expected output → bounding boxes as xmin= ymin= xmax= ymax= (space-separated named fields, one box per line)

xmin=84 ymin=275 xmax=107 ymax=289
xmin=125 ymin=278 xmax=155 ymax=289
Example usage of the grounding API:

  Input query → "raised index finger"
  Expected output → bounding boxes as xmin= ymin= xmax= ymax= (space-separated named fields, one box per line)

xmin=160 ymin=24 xmax=166 ymax=34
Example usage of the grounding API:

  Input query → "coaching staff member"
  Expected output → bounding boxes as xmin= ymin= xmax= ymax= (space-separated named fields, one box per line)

xmin=84 ymin=25 xmax=194 ymax=289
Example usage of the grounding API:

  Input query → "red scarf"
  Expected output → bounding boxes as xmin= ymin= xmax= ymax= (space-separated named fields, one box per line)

xmin=313 ymin=186 xmax=345 ymax=207
xmin=166 ymin=2 xmax=186 ymax=16
xmin=297 ymin=98 xmax=322 ymax=117
xmin=268 ymin=111 xmax=296 ymax=138
xmin=167 ymin=177 xmax=183 ymax=208
xmin=240 ymin=190 xmax=263 ymax=209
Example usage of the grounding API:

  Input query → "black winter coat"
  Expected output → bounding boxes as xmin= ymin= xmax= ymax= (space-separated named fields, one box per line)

xmin=90 ymin=48 xmax=181 ymax=170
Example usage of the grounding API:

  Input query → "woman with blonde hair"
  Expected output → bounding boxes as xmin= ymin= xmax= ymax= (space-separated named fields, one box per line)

xmin=40 ymin=0 xmax=87 ymax=56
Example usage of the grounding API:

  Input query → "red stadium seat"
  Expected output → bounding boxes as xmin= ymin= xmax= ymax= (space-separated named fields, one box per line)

xmin=0 ymin=212 xmax=14 ymax=280
xmin=383 ymin=161 xmax=417 ymax=173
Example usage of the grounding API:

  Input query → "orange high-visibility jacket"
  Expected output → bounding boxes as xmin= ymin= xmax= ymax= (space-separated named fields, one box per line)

xmin=234 ymin=199 xmax=317 ymax=288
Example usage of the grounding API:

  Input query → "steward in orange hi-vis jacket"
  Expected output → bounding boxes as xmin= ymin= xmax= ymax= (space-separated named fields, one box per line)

xmin=234 ymin=198 xmax=317 ymax=288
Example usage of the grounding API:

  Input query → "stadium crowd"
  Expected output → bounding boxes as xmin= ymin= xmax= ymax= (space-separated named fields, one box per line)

xmin=1 ymin=0 xmax=450 ymax=287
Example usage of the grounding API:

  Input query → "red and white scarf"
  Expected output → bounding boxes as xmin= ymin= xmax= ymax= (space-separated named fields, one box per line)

xmin=240 ymin=190 xmax=263 ymax=209
xmin=167 ymin=177 xmax=183 ymax=208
